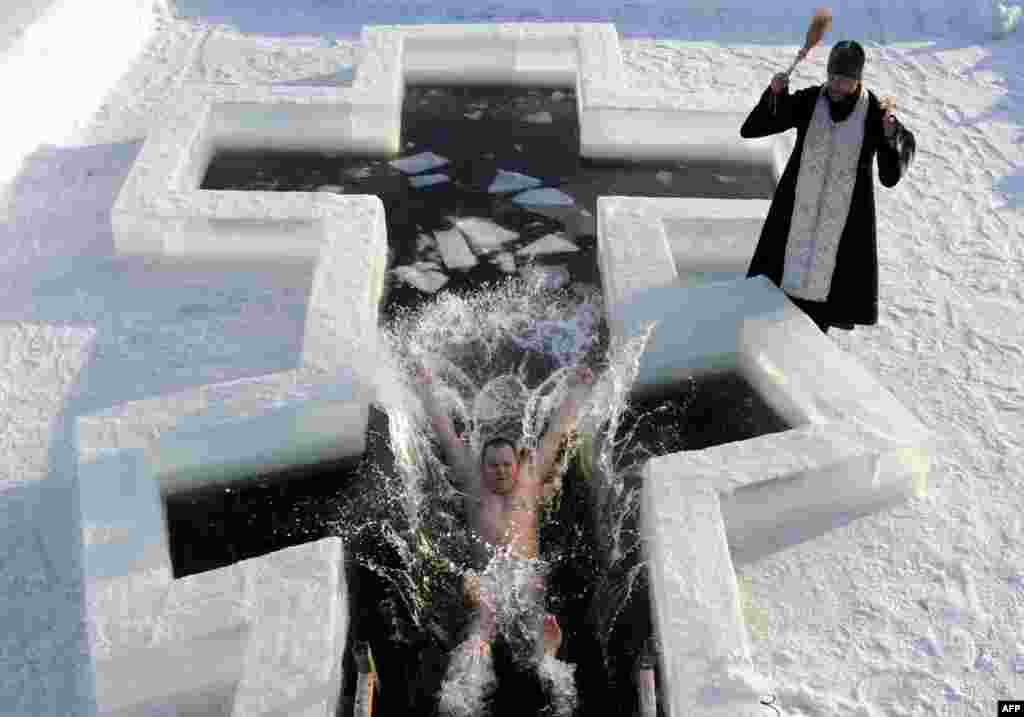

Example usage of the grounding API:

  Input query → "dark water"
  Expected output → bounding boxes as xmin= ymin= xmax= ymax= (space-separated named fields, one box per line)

xmin=171 ymin=86 xmax=782 ymax=715
xmin=615 ymin=371 xmax=791 ymax=462
xmin=164 ymin=370 xmax=789 ymax=716
xmin=201 ymin=85 xmax=774 ymax=319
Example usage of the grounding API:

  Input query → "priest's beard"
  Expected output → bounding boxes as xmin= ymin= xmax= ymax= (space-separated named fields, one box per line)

xmin=827 ymin=87 xmax=860 ymax=122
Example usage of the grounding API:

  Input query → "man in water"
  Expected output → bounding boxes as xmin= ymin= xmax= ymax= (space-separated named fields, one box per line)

xmin=741 ymin=40 xmax=916 ymax=335
xmin=413 ymin=363 xmax=594 ymax=715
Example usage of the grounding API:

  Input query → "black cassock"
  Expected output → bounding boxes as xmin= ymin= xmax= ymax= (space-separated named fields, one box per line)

xmin=740 ymin=84 xmax=916 ymax=330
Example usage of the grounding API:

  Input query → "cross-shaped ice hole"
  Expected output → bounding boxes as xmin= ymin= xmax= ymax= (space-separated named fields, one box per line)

xmin=83 ymin=21 xmax=930 ymax=717
xmin=196 ymin=79 xmax=777 ymax=332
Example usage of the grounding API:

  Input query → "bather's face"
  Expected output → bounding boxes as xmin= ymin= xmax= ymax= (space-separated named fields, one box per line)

xmin=483 ymin=444 xmax=519 ymax=495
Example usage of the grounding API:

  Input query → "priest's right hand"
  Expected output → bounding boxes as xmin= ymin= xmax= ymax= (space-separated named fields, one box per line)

xmin=770 ymin=72 xmax=790 ymax=95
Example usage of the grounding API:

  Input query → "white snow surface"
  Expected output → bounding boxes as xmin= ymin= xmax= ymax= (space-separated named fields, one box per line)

xmin=1 ymin=1 xmax=1023 ymax=715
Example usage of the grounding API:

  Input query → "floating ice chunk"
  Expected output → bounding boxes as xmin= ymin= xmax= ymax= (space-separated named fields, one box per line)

xmin=523 ymin=111 xmax=553 ymax=124
xmin=513 ymin=188 xmax=575 ymax=207
xmin=464 ymin=110 xmax=484 ymax=120
xmin=514 ymin=144 xmax=523 ymax=152
xmin=344 ymin=166 xmax=373 ymax=180
xmin=488 ymin=170 xmax=542 ymax=195
xmin=656 ymin=171 xmax=672 ymax=186
xmin=316 ymin=185 xmax=345 ymax=193
xmin=551 ymin=90 xmax=566 ymax=101
xmin=492 ymin=252 xmax=517 ymax=274
xmin=714 ymin=174 xmax=738 ymax=184
xmin=392 ymin=265 xmax=449 ymax=293
xmin=516 ymin=233 xmax=579 ymax=257
xmin=455 ymin=217 xmax=519 ymax=253
xmin=410 ymin=173 xmax=450 ymax=188
xmin=435 ymin=227 xmax=479 ymax=271
xmin=389 ymin=152 xmax=449 ymax=175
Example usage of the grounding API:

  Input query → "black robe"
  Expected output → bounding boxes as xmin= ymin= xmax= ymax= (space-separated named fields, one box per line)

xmin=740 ymin=84 xmax=916 ymax=329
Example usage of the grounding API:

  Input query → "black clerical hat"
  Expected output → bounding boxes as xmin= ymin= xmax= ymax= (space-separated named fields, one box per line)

xmin=827 ymin=41 xmax=866 ymax=80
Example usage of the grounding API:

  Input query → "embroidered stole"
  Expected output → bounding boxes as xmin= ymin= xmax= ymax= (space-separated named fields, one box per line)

xmin=781 ymin=86 xmax=869 ymax=301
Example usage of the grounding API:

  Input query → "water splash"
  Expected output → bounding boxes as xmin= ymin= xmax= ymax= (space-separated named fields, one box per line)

xmin=337 ymin=274 xmax=669 ymax=709
xmin=438 ymin=551 xmax=579 ymax=716
xmin=438 ymin=632 xmax=497 ymax=717
xmin=381 ymin=277 xmax=609 ymax=534
xmin=538 ymin=654 xmax=578 ymax=717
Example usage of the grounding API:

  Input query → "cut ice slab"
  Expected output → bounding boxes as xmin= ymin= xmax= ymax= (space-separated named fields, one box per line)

xmin=409 ymin=173 xmax=450 ymax=188
xmin=512 ymin=188 xmax=575 ymax=207
xmin=389 ymin=152 xmax=449 ymax=175
xmin=435 ymin=227 xmax=479 ymax=271
xmin=454 ymin=217 xmax=519 ymax=254
xmin=492 ymin=253 xmax=517 ymax=274
xmin=488 ymin=170 xmax=542 ymax=195
xmin=523 ymin=111 xmax=553 ymax=124
xmin=516 ymin=233 xmax=580 ymax=257
xmin=392 ymin=264 xmax=449 ymax=293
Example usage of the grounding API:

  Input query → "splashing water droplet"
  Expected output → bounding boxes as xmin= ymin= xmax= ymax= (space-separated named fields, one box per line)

xmin=337 ymin=276 xmax=659 ymax=704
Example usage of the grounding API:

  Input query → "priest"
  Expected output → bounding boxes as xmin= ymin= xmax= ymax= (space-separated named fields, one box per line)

xmin=741 ymin=40 xmax=916 ymax=334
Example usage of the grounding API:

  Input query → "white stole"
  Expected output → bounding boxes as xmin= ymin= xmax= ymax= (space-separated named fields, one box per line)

xmin=781 ymin=86 xmax=869 ymax=302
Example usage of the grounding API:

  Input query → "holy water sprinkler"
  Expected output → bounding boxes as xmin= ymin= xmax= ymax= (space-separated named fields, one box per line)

xmin=786 ymin=7 xmax=833 ymax=77
xmin=773 ymin=7 xmax=833 ymax=114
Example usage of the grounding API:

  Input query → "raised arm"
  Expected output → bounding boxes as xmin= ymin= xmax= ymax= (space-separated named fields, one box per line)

xmin=536 ymin=366 xmax=594 ymax=493
xmin=740 ymin=73 xmax=800 ymax=139
xmin=413 ymin=365 xmax=478 ymax=493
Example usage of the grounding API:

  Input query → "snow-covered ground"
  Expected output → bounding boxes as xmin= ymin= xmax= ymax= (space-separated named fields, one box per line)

xmin=1 ymin=1 xmax=1022 ymax=714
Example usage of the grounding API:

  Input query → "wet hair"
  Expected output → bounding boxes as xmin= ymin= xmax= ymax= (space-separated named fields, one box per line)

xmin=480 ymin=435 xmax=520 ymax=465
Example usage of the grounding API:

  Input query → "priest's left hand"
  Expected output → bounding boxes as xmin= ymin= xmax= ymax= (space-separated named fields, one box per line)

xmin=880 ymin=96 xmax=898 ymax=139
